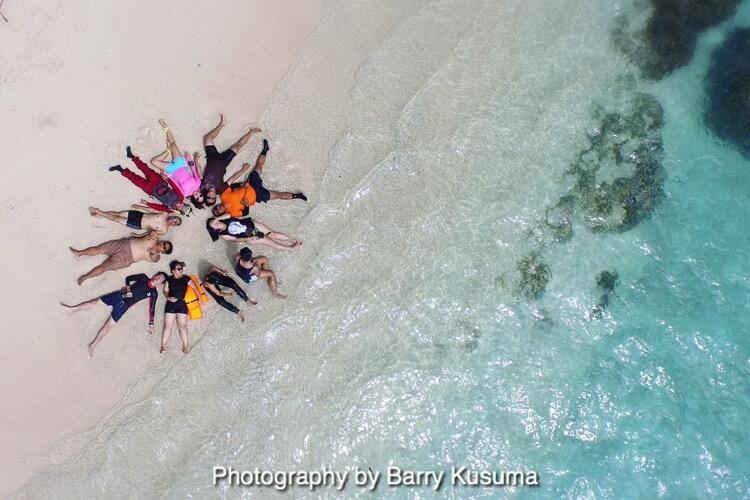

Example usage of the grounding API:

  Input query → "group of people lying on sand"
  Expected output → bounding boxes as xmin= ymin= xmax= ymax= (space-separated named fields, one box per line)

xmin=62 ymin=116 xmax=306 ymax=356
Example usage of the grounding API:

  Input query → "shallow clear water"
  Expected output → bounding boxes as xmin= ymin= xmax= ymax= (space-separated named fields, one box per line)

xmin=18 ymin=0 xmax=750 ymax=498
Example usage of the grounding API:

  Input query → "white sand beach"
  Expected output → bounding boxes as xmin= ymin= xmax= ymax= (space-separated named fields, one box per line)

xmin=0 ymin=0 xmax=321 ymax=495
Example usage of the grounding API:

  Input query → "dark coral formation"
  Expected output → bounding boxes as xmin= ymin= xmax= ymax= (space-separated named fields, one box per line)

xmin=591 ymin=270 xmax=619 ymax=318
xmin=613 ymin=0 xmax=741 ymax=80
xmin=517 ymin=252 xmax=551 ymax=300
xmin=514 ymin=92 xmax=666 ymax=301
xmin=567 ymin=93 xmax=666 ymax=233
xmin=704 ymin=27 xmax=750 ymax=159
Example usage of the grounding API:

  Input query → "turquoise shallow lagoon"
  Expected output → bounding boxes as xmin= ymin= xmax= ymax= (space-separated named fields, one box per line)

xmin=18 ymin=0 xmax=750 ymax=498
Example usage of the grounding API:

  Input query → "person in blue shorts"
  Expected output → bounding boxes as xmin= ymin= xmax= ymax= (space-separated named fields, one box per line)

xmin=61 ymin=272 xmax=167 ymax=357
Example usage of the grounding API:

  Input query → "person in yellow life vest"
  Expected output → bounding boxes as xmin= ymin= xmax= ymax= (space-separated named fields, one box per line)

xmin=161 ymin=260 xmax=202 ymax=354
xmin=211 ymin=140 xmax=307 ymax=217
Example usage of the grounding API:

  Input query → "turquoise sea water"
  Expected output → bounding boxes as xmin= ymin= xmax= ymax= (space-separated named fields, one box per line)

xmin=17 ymin=0 xmax=750 ymax=498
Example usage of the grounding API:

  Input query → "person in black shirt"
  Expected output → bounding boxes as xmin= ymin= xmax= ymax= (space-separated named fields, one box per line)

xmin=206 ymin=214 xmax=302 ymax=251
xmin=202 ymin=265 xmax=257 ymax=322
xmin=61 ymin=272 xmax=167 ymax=357
xmin=161 ymin=260 xmax=199 ymax=354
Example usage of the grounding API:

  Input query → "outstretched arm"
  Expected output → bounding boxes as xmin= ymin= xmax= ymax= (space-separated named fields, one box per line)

xmin=192 ymin=152 xmax=203 ymax=178
xmin=226 ymin=163 xmax=251 ymax=185
xmin=132 ymin=202 xmax=159 ymax=213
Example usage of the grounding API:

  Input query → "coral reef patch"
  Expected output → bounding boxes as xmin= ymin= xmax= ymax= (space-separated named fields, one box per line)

xmin=704 ymin=27 xmax=750 ymax=159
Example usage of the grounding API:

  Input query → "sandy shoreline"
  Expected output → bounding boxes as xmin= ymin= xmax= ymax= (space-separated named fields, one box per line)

xmin=0 ymin=0 xmax=321 ymax=495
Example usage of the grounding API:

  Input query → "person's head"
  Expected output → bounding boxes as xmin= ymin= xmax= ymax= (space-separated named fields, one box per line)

xmin=238 ymin=246 xmax=253 ymax=263
xmin=212 ymin=203 xmax=227 ymax=217
xmin=169 ymin=260 xmax=186 ymax=276
xmin=160 ymin=241 xmax=173 ymax=255
xmin=204 ymin=187 xmax=218 ymax=207
xmin=150 ymin=271 xmax=168 ymax=285
xmin=189 ymin=191 xmax=205 ymax=209
xmin=167 ymin=215 xmax=182 ymax=227
xmin=206 ymin=217 xmax=224 ymax=242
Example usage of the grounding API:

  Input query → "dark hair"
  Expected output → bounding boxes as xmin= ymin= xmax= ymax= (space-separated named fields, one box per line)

xmin=168 ymin=215 xmax=183 ymax=226
xmin=169 ymin=259 xmax=186 ymax=271
xmin=206 ymin=218 xmax=221 ymax=242
xmin=203 ymin=188 xmax=217 ymax=207
xmin=211 ymin=204 xmax=225 ymax=217
xmin=238 ymin=246 xmax=253 ymax=262
xmin=151 ymin=271 xmax=168 ymax=282
xmin=163 ymin=241 xmax=173 ymax=255
xmin=189 ymin=194 xmax=204 ymax=210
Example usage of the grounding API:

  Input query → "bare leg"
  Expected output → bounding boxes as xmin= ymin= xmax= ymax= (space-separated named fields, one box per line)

xmin=91 ymin=209 xmax=129 ymax=226
xmin=69 ymin=242 xmax=110 ymax=257
xmin=252 ymin=222 xmax=297 ymax=244
xmin=160 ymin=313 xmax=176 ymax=352
xmin=253 ymin=148 xmax=267 ymax=175
xmin=150 ymin=149 xmax=172 ymax=170
xmin=60 ymin=297 xmax=101 ymax=312
xmin=176 ymin=314 xmax=190 ymax=353
xmin=77 ymin=263 xmax=110 ymax=285
xmin=159 ymin=119 xmax=181 ymax=159
xmin=257 ymin=269 xmax=285 ymax=298
xmin=203 ymin=114 xmax=225 ymax=146
xmin=268 ymin=190 xmax=295 ymax=201
xmin=248 ymin=236 xmax=300 ymax=251
xmin=229 ymin=127 xmax=261 ymax=154
xmin=88 ymin=317 xmax=117 ymax=357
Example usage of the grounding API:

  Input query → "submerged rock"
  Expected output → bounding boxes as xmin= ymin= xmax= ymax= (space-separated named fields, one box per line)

xmin=517 ymin=252 xmax=551 ymax=300
xmin=592 ymin=270 xmax=619 ymax=319
xmin=567 ymin=93 xmax=666 ymax=232
xmin=613 ymin=0 xmax=741 ymax=80
xmin=704 ymin=27 xmax=750 ymax=159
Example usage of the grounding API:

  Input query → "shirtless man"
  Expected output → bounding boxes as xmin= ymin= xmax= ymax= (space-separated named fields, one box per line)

xmin=88 ymin=206 xmax=182 ymax=236
xmin=69 ymin=231 xmax=173 ymax=285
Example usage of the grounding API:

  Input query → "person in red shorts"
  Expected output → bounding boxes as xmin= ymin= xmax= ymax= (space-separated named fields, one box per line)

xmin=108 ymin=145 xmax=191 ymax=216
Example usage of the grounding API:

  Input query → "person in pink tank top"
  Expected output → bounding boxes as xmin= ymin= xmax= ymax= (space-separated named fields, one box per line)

xmin=150 ymin=119 xmax=207 ymax=209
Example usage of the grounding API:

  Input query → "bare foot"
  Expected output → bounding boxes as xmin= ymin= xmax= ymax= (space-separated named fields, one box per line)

xmin=182 ymin=345 xmax=190 ymax=354
xmin=248 ymin=127 xmax=261 ymax=134
xmin=238 ymin=311 xmax=245 ymax=323
xmin=60 ymin=302 xmax=73 ymax=309
xmin=291 ymin=241 xmax=303 ymax=250
xmin=89 ymin=207 xmax=100 ymax=217
xmin=159 ymin=345 xmax=165 ymax=353
xmin=69 ymin=247 xmax=82 ymax=257
xmin=273 ymin=293 xmax=287 ymax=299
xmin=218 ymin=114 xmax=225 ymax=127
xmin=77 ymin=276 xmax=86 ymax=286
xmin=88 ymin=342 xmax=95 ymax=358
xmin=246 ymin=299 xmax=258 ymax=305
xmin=159 ymin=119 xmax=168 ymax=129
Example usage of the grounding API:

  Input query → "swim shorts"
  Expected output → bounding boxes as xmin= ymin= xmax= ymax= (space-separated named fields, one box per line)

xmin=126 ymin=210 xmax=144 ymax=230
xmin=100 ymin=239 xmax=135 ymax=270
xmin=100 ymin=291 xmax=131 ymax=322
xmin=164 ymin=300 xmax=189 ymax=315
xmin=247 ymin=171 xmax=271 ymax=203
xmin=204 ymin=145 xmax=236 ymax=167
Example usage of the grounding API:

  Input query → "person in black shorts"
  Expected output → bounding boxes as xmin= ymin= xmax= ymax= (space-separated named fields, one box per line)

xmin=202 ymin=265 xmax=257 ymax=322
xmin=161 ymin=260 xmax=199 ymax=354
xmin=200 ymin=114 xmax=262 ymax=207
xmin=211 ymin=139 xmax=307 ymax=216
xmin=234 ymin=246 xmax=286 ymax=298
xmin=88 ymin=206 xmax=182 ymax=236
xmin=60 ymin=272 xmax=167 ymax=357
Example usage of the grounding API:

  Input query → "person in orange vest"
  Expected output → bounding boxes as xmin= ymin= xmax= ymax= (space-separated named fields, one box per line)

xmin=211 ymin=140 xmax=306 ymax=217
